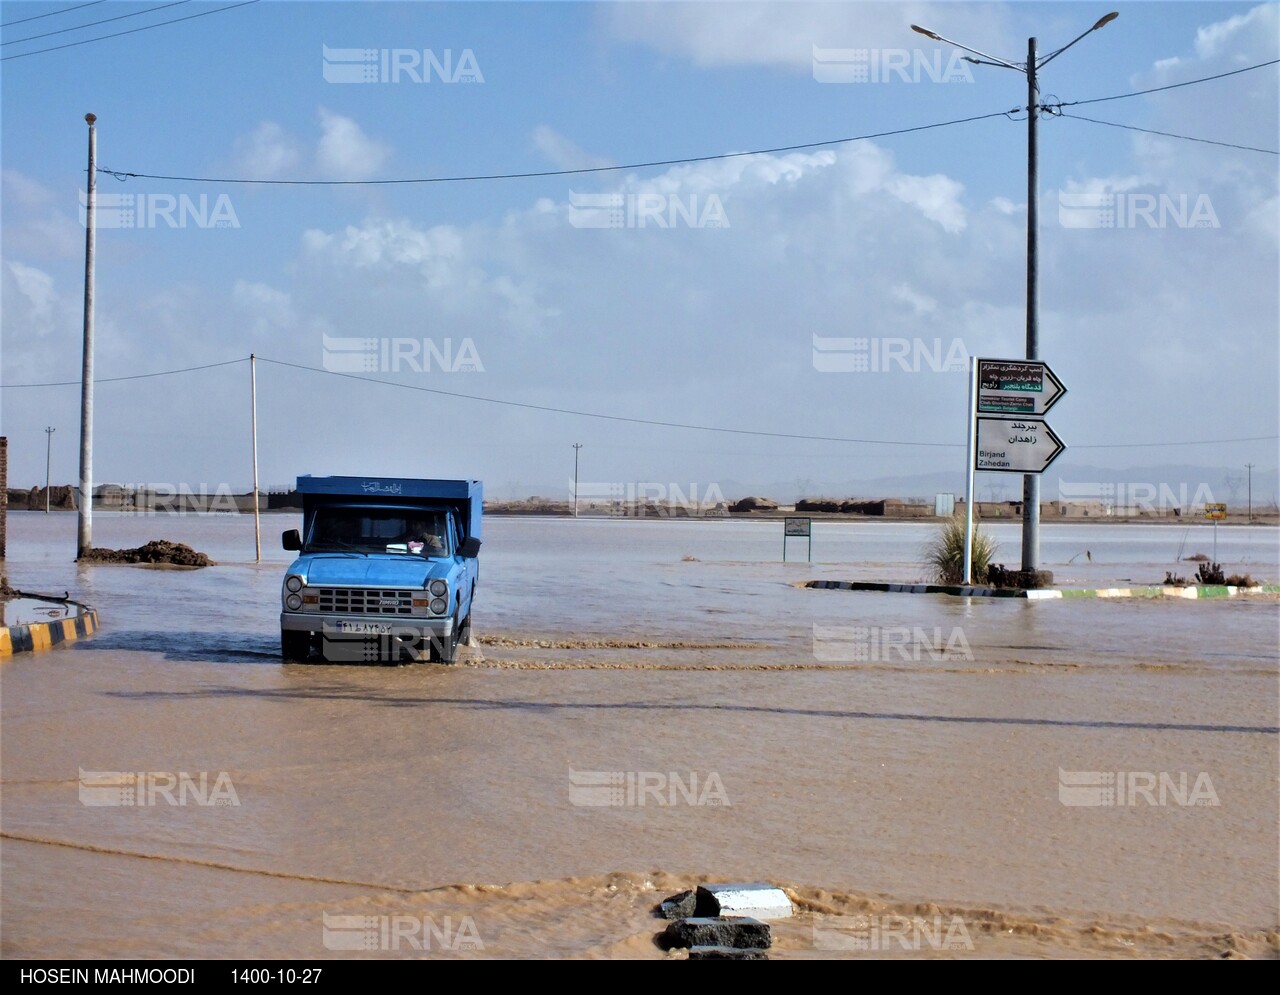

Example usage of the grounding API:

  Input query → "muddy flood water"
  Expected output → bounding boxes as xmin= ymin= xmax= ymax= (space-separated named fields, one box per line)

xmin=2 ymin=512 xmax=1278 ymax=959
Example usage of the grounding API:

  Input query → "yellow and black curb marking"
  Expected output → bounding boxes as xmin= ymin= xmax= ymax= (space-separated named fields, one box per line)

xmin=0 ymin=605 xmax=99 ymax=657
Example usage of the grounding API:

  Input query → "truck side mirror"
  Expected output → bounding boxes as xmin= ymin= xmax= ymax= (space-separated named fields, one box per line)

xmin=458 ymin=536 xmax=482 ymax=558
xmin=282 ymin=529 xmax=302 ymax=551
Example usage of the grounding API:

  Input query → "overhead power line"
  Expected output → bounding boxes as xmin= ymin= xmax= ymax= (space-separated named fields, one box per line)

xmin=0 ymin=357 xmax=246 ymax=388
xmin=98 ymin=109 xmax=1023 ymax=186
xmin=2 ymin=1 xmax=189 ymax=47
xmin=1059 ymin=58 xmax=1279 ymax=107
xmin=1 ymin=1 xmax=105 ymax=29
xmin=256 ymin=357 xmax=962 ymax=448
xmin=1055 ymin=111 xmax=1278 ymax=155
xmin=93 ymin=58 xmax=1279 ymax=187
xmin=8 ymin=355 xmax=1270 ymax=451
xmin=1 ymin=0 xmax=259 ymax=61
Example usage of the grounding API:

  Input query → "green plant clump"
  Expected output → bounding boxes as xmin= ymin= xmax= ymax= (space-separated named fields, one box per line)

xmin=925 ymin=517 xmax=998 ymax=585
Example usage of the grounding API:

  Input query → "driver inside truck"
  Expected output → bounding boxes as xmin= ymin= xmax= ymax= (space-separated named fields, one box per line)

xmin=402 ymin=518 xmax=445 ymax=555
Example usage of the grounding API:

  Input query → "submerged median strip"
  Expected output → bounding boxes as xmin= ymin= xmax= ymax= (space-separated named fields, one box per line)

xmin=806 ymin=580 xmax=1280 ymax=600
xmin=0 ymin=591 xmax=99 ymax=657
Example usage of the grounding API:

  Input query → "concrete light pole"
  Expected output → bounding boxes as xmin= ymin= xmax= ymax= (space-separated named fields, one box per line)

xmin=77 ymin=113 xmax=98 ymax=557
xmin=44 ymin=427 xmax=55 ymax=512
xmin=572 ymin=443 xmax=583 ymax=517
xmin=912 ymin=13 xmax=1118 ymax=579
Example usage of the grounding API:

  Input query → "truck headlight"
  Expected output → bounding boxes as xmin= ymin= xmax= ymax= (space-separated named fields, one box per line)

xmin=285 ymin=575 xmax=303 ymax=593
xmin=429 ymin=579 xmax=447 ymax=597
xmin=430 ymin=597 xmax=447 ymax=615
xmin=285 ymin=593 xmax=303 ymax=611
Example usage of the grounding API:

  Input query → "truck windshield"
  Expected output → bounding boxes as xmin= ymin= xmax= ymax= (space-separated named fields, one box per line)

xmin=308 ymin=507 xmax=451 ymax=556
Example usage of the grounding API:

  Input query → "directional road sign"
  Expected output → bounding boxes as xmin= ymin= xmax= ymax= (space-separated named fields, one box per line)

xmin=974 ymin=417 xmax=1067 ymax=474
xmin=977 ymin=359 xmax=1067 ymax=416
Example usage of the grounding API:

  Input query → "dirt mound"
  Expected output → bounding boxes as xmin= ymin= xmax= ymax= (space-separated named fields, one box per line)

xmin=79 ymin=540 xmax=213 ymax=567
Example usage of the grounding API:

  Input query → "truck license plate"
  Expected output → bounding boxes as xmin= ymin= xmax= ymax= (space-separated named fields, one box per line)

xmin=338 ymin=622 xmax=393 ymax=635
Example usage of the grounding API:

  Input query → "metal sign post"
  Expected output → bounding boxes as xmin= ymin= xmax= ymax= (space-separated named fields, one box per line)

xmin=784 ymin=517 xmax=812 ymax=562
xmin=966 ymin=356 xmax=1069 ymax=584
xmin=1205 ymin=503 xmax=1226 ymax=562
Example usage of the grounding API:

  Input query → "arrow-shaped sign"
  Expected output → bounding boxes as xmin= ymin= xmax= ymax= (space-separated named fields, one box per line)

xmin=977 ymin=359 xmax=1067 ymax=416
xmin=975 ymin=417 xmax=1066 ymax=474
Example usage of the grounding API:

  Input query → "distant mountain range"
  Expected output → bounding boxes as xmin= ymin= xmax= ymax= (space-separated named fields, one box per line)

xmin=490 ymin=462 xmax=1279 ymax=508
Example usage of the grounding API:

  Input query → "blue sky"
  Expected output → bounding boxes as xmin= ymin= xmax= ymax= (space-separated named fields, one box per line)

xmin=2 ymin=0 xmax=1277 ymax=501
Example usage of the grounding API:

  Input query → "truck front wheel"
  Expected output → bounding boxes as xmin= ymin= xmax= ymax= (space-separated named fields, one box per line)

xmin=281 ymin=631 xmax=312 ymax=662
xmin=432 ymin=614 xmax=461 ymax=664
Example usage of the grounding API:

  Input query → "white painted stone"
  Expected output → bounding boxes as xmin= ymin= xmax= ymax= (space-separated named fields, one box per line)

xmin=697 ymin=883 xmax=793 ymax=920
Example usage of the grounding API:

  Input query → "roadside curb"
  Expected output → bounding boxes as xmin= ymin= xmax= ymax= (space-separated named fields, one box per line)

xmin=0 ymin=601 xmax=100 ymax=657
xmin=806 ymin=580 xmax=1280 ymax=600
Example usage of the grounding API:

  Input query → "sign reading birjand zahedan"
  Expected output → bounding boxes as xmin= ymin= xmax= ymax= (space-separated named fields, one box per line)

xmin=973 ymin=359 xmax=1068 ymax=474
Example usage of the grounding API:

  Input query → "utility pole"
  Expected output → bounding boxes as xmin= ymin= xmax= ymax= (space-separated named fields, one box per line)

xmin=1022 ymin=35 xmax=1041 ymax=575
xmin=44 ymin=427 xmax=55 ymax=512
xmin=912 ymin=13 xmax=1117 ymax=580
xmin=251 ymin=354 xmax=261 ymax=561
xmin=1245 ymin=463 xmax=1254 ymax=522
xmin=77 ymin=113 xmax=97 ymax=557
xmin=572 ymin=443 xmax=583 ymax=518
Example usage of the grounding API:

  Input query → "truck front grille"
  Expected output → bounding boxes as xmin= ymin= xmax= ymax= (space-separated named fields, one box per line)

xmin=313 ymin=588 xmax=415 ymax=615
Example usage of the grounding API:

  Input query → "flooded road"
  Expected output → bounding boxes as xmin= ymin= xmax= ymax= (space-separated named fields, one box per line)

xmin=3 ymin=513 xmax=1278 ymax=958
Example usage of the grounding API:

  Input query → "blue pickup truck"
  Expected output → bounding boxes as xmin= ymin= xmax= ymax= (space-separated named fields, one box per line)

xmin=279 ymin=475 xmax=482 ymax=663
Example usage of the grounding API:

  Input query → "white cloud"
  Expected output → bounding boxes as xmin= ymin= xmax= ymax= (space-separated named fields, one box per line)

xmin=1193 ymin=5 xmax=1271 ymax=60
xmin=886 ymin=173 xmax=967 ymax=232
xmin=2 ymin=169 xmax=58 ymax=211
xmin=532 ymin=126 xmax=614 ymax=171
xmin=604 ymin=1 xmax=1012 ymax=72
xmin=1 ymin=170 xmax=83 ymax=259
xmin=302 ymin=218 xmax=464 ymax=271
xmin=892 ymin=283 xmax=937 ymax=316
xmin=233 ymin=279 xmax=295 ymax=337
xmin=316 ymin=108 xmax=391 ymax=180
xmin=231 ymin=121 xmax=302 ymax=179
xmin=6 ymin=261 xmax=57 ymax=329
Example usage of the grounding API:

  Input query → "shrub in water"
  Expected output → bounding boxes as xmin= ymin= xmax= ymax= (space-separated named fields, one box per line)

xmin=925 ymin=517 xmax=998 ymax=584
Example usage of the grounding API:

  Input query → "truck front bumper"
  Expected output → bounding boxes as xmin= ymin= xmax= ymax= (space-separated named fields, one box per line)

xmin=280 ymin=612 xmax=455 ymax=638
xmin=281 ymin=613 xmax=458 ymax=662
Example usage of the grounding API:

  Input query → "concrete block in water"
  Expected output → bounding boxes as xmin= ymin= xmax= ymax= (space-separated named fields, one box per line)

xmin=688 ymin=945 xmax=769 ymax=960
xmin=658 ymin=890 xmax=698 ymax=920
xmin=663 ymin=916 xmax=771 ymax=950
xmin=697 ymin=883 xmax=793 ymax=920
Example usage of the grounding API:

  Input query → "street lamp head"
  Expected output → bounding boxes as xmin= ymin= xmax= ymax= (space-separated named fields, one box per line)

xmin=1093 ymin=12 xmax=1119 ymax=30
xmin=910 ymin=24 xmax=941 ymax=41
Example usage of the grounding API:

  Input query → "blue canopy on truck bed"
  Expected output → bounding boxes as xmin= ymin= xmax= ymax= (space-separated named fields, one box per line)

xmin=295 ymin=475 xmax=483 ymax=542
